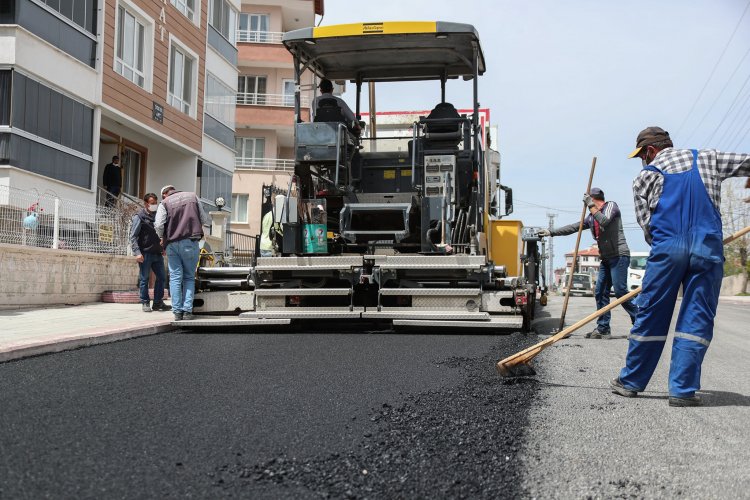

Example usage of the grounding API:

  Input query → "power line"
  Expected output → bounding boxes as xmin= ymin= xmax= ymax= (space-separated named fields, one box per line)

xmin=729 ymin=112 xmax=750 ymax=150
xmin=688 ymin=43 xmax=750 ymax=144
xmin=675 ymin=0 xmax=750 ymax=138
xmin=702 ymin=70 xmax=750 ymax=145
xmin=714 ymin=82 xmax=750 ymax=148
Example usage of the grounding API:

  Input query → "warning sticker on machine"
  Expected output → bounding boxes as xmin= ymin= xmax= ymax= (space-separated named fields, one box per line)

xmin=383 ymin=170 xmax=396 ymax=179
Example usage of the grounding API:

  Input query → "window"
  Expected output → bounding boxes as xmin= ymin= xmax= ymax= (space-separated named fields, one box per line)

xmin=235 ymin=137 xmax=265 ymax=163
xmin=283 ymin=80 xmax=295 ymax=106
xmin=205 ymin=73 xmax=236 ymax=130
xmin=231 ymin=194 xmax=249 ymax=223
xmin=39 ymin=0 xmax=97 ymax=34
xmin=237 ymin=75 xmax=266 ymax=104
xmin=170 ymin=0 xmax=195 ymax=22
xmin=238 ymin=13 xmax=270 ymax=42
xmin=208 ymin=0 xmax=237 ymax=44
xmin=115 ymin=5 xmax=147 ymax=88
xmin=0 ymin=71 xmax=10 ymax=126
xmin=199 ymin=160 xmax=233 ymax=210
xmin=168 ymin=41 xmax=197 ymax=116
xmin=10 ymin=71 xmax=94 ymax=156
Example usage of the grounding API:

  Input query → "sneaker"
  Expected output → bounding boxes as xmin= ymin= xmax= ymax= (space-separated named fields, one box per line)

xmin=173 ymin=312 xmax=183 ymax=321
xmin=152 ymin=302 xmax=171 ymax=311
xmin=584 ymin=328 xmax=599 ymax=338
xmin=142 ymin=303 xmax=152 ymax=313
xmin=182 ymin=312 xmax=195 ymax=321
xmin=610 ymin=377 xmax=638 ymax=398
xmin=669 ymin=395 xmax=702 ymax=407
xmin=591 ymin=331 xmax=611 ymax=339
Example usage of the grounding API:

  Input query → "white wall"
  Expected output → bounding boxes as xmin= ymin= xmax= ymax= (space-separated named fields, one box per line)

xmin=99 ymin=117 xmax=199 ymax=197
xmin=0 ymin=167 xmax=96 ymax=206
xmin=0 ymin=243 xmax=138 ymax=307
xmin=1 ymin=26 xmax=98 ymax=105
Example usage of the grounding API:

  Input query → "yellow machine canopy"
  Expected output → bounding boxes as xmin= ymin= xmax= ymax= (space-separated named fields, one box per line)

xmin=282 ymin=21 xmax=486 ymax=82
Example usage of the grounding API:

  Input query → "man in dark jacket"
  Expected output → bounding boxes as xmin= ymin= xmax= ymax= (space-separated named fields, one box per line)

xmin=129 ymin=193 xmax=169 ymax=312
xmin=154 ymin=184 xmax=209 ymax=321
xmin=102 ymin=156 xmax=122 ymax=207
xmin=539 ymin=187 xmax=637 ymax=338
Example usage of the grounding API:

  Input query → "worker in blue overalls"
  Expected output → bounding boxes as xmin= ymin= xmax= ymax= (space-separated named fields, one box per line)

xmin=611 ymin=126 xmax=750 ymax=407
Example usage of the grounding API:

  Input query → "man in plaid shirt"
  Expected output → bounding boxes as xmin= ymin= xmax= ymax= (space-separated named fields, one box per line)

xmin=611 ymin=126 xmax=750 ymax=407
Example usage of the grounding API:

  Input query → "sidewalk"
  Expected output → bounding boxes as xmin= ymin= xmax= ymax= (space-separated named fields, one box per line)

xmin=718 ymin=294 xmax=750 ymax=305
xmin=0 ymin=303 xmax=176 ymax=363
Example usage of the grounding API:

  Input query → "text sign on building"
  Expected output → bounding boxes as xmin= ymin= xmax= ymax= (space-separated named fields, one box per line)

xmin=152 ymin=102 xmax=164 ymax=123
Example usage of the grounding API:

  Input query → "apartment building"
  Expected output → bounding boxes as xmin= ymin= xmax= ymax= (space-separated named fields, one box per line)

xmin=230 ymin=0 xmax=322 ymax=236
xmin=564 ymin=245 xmax=601 ymax=278
xmin=1 ymin=0 xmax=238 ymax=211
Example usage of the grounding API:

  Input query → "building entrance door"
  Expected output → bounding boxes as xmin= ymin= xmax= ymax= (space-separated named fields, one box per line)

xmin=121 ymin=146 xmax=143 ymax=198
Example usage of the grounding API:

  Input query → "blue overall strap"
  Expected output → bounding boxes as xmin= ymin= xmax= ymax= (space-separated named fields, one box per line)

xmin=642 ymin=165 xmax=662 ymax=174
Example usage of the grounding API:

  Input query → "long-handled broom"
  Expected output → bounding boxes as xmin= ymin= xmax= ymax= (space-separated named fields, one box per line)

xmin=496 ymin=225 xmax=750 ymax=377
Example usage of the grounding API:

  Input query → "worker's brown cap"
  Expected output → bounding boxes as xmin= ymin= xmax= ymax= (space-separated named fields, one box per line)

xmin=627 ymin=126 xmax=671 ymax=159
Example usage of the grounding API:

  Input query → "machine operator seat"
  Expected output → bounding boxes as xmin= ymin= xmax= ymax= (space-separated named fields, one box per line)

xmin=423 ymin=102 xmax=462 ymax=149
xmin=314 ymin=97 xmax=347 ymax=124
xmin=314 ymin=98 xmax=361 ymax=137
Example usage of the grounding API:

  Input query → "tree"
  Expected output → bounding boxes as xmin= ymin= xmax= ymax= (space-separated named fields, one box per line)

xmin=721 ymin=178 xmax=749 ymax=294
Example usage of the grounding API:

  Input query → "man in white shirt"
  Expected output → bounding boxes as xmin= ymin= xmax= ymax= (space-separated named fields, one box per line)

xmin=312 ymin=78 xmax=356 ymax=124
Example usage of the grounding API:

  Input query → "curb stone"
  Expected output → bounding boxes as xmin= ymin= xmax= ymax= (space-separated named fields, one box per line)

xmin=0 ymin=322 xmax=176 ymax=363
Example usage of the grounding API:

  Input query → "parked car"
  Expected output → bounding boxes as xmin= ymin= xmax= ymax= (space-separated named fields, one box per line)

xmin=628 ymin=252 xmax=649 ymax=290
xmin=562 ymin=273 xmax=594 ymax=297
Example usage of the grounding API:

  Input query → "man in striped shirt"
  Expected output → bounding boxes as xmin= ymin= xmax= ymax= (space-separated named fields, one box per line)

xmin=611 ymin=126 xmax=750 ymax=407
xmin=539 ymin=187 xmax=637 ymax=338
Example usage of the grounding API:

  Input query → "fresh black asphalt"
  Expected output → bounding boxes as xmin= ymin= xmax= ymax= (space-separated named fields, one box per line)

xmin=0 ymin=328 xmax=540 ymax=499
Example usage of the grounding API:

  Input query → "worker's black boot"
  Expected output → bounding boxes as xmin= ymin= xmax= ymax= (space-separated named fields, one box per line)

xmin=610 ymin=377 xmax=637 ymax=398
xmin=668 ymin=395 xmax=702 ymax=407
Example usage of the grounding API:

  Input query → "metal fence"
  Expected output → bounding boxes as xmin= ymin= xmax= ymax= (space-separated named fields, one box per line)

xmin=0 ymin=185 xmax=133 ymax=255
xmin=225 ymin=230 xmax=256 ymax=266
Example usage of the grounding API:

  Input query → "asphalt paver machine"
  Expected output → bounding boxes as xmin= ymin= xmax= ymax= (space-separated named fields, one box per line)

xmin=190 ymin=21 xmax=545 ymax=331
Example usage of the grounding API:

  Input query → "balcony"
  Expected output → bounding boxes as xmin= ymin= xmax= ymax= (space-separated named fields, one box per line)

xmin=235 ymin=158 xmax=295 ymax=171
xmin=237 ymin=31 xmax=291 ymax=66
xmin=237 ymin=93 xmax=310 ymax=108
xmin=236 ymin=30 xmax=284 ymax=44
xmin=235 ymin=93 xmax=310 ymax=127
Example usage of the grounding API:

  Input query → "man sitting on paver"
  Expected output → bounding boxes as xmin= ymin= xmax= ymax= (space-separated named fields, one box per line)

xmin=130 ymin=193 xmax=170 ymax=313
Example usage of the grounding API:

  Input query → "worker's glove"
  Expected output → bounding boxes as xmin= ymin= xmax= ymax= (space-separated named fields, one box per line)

xmin=537 ymin=229 xmax=551 ymax=237
xmin=583 ymin=193 xmax=595 ymax=209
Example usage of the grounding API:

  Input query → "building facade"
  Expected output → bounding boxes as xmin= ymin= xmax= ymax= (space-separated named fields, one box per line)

xmin=564 ymin=244 xmax=601 ymax=280
xmin=230 ymin=0 xmax=322 ymax=236
xmin=1 ymin=0 xmax=238 ymax=211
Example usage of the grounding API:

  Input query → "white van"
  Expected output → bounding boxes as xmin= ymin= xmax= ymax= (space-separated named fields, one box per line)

xmin=628 ymin=252 xmax=649 ymax=290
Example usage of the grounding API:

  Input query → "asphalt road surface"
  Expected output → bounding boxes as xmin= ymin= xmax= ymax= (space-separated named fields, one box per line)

xmin=520 ymin=295 xmax=750 ymax=499
xmin=0 ymin=323 xmax=539 ymax=499
xmin=1 ymin=296 xmax=747 ymax=499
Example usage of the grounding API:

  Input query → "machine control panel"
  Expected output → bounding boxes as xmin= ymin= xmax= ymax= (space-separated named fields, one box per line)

xmin=522 ymin=226 xmax=542 ymax=241
xmin=424 ymin=154 xmax=456 ymax=200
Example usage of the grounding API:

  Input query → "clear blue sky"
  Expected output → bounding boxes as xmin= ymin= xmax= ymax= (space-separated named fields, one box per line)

xmin=320 ymin=0 xmax=750 ymax=268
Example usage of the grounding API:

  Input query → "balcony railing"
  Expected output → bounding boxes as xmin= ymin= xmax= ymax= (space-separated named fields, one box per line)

xmin=236 ymin=92 xmax=310 ymax=108
xmin=236 ymin=30 xmax=284 ymax=44
xmin=235 ymin=158 xmax=295 ymax=171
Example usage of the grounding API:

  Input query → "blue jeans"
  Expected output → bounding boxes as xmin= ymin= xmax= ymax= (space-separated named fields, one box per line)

xmin=166 ymin=239 xmax=200 ymax=313
xmin=138 ymin=253 xmax=165 ymax=304
xmin=595 ymin=255 xmax=638 ymax=333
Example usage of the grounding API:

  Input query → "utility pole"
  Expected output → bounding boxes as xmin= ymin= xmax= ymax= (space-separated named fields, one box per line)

xmin=546 ymin=212 xmax=556 ymax=288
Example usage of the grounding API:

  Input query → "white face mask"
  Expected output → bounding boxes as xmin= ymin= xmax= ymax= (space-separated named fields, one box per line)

xmin=148 ymin=204 xmax=158 ymax=212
